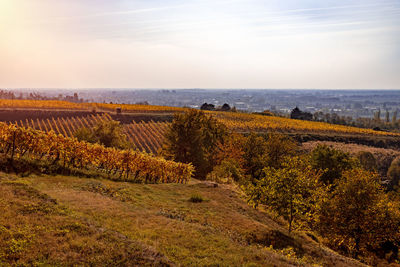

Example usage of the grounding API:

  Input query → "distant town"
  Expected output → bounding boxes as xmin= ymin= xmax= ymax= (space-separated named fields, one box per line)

xmin=2 ymin=88 xmax=399 ymax=120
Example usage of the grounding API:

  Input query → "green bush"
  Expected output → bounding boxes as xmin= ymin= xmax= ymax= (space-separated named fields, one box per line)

xmin=207 ymin=159 xmax=244 ymax=184
xmin=189 ymin=194 xmax=204 ymax=203
xmin=74 ymin=120 xmax=131 ymax=150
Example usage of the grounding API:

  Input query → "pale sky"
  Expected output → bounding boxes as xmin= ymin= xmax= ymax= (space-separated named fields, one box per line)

xmin=1 ymin=0 xmax=399 ymax=89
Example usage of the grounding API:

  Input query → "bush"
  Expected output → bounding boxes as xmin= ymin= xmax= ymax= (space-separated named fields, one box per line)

xmin=74 ymin=120 xmax=131 ymax=150
xmin=388 ymin=157 xmax=400 ymax=190
xmin=357 ymin=151 xmax=377 ymax=172
xmin=189 ymin=194 xmax=204 ymax=203
xmin=207 ymin=159 xmax=244 ymax=184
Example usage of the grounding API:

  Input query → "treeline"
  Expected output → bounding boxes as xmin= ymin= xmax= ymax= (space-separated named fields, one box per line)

xmin=292 ymin=107 xmax=400 ymax=131
xmin=0 ymin=89 xmax=84 ymax=103
xmin=162 ymin=109 xmax=400 ymax=265
xmin=314 ymin=109 xmax=400 ymax=130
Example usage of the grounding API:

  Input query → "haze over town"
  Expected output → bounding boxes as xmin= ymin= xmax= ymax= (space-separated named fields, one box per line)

xmin=1 ymin=0 xmax=400 ymax=89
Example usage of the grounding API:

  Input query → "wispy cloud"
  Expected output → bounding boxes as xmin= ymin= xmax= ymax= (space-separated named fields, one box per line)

xmin=0 ymin=0 xmax=399 ymax=88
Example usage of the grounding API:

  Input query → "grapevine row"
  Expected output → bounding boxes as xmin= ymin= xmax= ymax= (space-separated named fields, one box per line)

xmin=0 ymin=99 xmax=185 ymax=113
xmin=211 ymin=112 xmax=400 ymax=137
xmin=12 ymin=115 xmax=169 ymax=154
xmin=13 ymin=114 xmax=111 ymax=138
xmin=0 ymin=122 xmax=193 ymax=183
xmin=124 ymin=121 xmax=168 ymax=154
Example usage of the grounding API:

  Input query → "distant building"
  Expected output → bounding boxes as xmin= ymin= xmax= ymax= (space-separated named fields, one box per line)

xmin=220 ymin=103 xmax=231 ymax=111
xmin=290 ymin=107 xmax=313 ymax=120
xmin=200 ymin=103 xmax=215 ymax=111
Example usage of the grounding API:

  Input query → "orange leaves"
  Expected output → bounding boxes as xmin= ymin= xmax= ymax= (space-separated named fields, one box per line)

xmin=0 ymin=122 xmax=193 ymax=184
xmin=0 ymin=99 xmax=186 ymax=113
xmin=213 ymin=112 xmax=400 ymax=137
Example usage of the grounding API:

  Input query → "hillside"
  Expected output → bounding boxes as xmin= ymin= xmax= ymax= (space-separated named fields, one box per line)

xmin=0 ymin=172 xmax=365 ymax=266
xmin=2 ymin=100 xmax=400 ymax=154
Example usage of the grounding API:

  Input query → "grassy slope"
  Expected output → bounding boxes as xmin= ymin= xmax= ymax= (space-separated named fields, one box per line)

xmin=0 ymin=173 xmax=365 ymax=267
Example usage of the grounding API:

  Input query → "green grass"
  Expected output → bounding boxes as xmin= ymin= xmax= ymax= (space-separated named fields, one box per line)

xmin=0 ymin=173 xmax=365 ymax=266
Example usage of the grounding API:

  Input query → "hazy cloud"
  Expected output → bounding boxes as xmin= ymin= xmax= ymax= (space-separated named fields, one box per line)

xmin=0 ymin=0 xmax=399 ymax=88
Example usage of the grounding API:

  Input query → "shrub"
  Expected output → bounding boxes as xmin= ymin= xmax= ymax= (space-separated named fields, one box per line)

xmin=189 ymin=194 xmax=204 ymax=203
xmin=74 ymin=120 xmax=131 ymax=149
xmin=207 ymin=159 xmax=244 ymax=184
xmin=388 ymin=157 xmax=400 ymax=190
xmin=357 ymin=151 xmax=377 ymax=172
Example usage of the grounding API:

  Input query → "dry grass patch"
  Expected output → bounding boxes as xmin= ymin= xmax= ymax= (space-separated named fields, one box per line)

xmin=0 ymin=176 xmax=173 ymax=266
xmin=17 ymin=175 xmax=367 ymax=267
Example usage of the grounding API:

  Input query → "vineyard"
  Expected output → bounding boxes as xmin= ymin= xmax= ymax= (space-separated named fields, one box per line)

xmin=7 ymin=110 xmax=400 ymax=157
xmin=212 ymin=112 xmax=400 ymax=137
xmin=0 ymin=122 xmax=193 ymax=183
xmin=0 ymin=99 xmax=186 ymax=113
xmin=3 ymin=99 xmax=400 ymax=157
xmin=10 ymin=113 xmax=169 ymax=154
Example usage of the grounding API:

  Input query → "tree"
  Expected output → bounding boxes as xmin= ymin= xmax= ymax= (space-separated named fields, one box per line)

xmin=310 ymin=145 xmax=356 ymax=184
xmin=161 ymin=109 xmax=227 ymax=179
xmin=374 ymin=109 xmax=381 ymax=122
xmin=209 ymin=133 xmax=247 ymax=183
xmin=214 ymin=133 xmax=246 ymax=169
xmin=74 ymin=120 xmax=131 ymax=149
xmin=220 ymin=103 xmax=231 ymax=111
xmin=388 ymin=157 xmax=400 ymax=190
xmin=200 ymin=103 xmax=215 ymax=111
xmin=316 ymin=168 xmax=400 ymax=259
xmin=392 ymin=110 xmax=398 ymax=124
xmin=386 ymin=110 xmax=390 ymax=123
xmin=264 ymin=133 xmax=298 ymax=169
xmin=245 ymin=157 xmax=325 ymax=234
xmin=242 ymin=133 xmax=268 ymax=180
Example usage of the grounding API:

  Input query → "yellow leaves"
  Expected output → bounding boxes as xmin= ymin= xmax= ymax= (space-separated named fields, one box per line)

xmin=214 ymin=112 xmax=400 ymax=137
xmin=0 ymin=99 xmax=187 ymax=113
xmin=0 ymin=122 xmax=193 ymax=184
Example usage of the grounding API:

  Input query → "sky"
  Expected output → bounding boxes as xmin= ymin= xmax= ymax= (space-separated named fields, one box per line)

xmin=0 ymin=0 xmax=399 ymax=89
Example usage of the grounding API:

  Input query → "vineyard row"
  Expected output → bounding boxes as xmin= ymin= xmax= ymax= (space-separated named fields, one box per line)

xmin=11 ymin=114 xmax=168 ymax=154
xmin=0 ymin=122 xmax=193 ymax=183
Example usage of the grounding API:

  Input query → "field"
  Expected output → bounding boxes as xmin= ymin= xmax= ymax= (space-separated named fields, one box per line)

xmin=7 ymin=112 xmax=169 ymax=154
xmin=212 ymin=111 xmax=400 ymax=137
xmin=0 ymin=99 xmax=185 ymax=113
xmin=2 ymin=99 xmax=400 ymax=136
xmin=1 ymin=100 xmax=400 ymax=155
xmin=0 ymin=172 xmax=365 ymax=266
